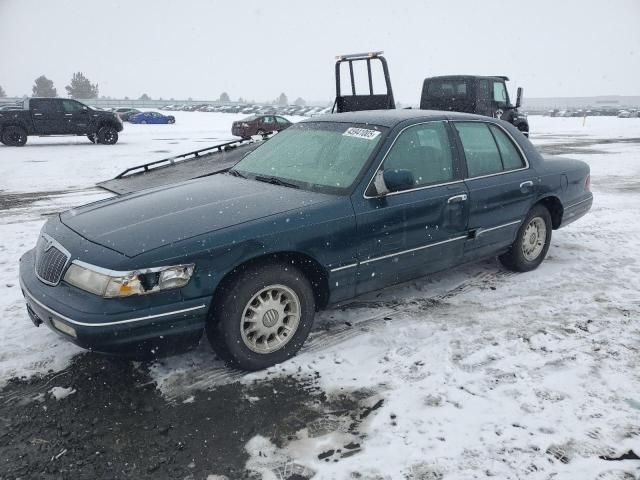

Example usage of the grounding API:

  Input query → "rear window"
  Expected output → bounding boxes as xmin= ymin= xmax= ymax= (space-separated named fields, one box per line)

xmin=426 ymin=79 xmax=469 ymax=98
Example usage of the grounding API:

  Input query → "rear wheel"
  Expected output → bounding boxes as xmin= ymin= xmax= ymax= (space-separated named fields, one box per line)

xmin=97 ymin=126 xmax=118 ymax=145
xmin=499 ymin=204 xmax=552 ymax=272
xmin=257 ymin=129 xmax=266 ymax=137
xmin=2 ymin=126 xmax=28 ymax=146
xmin=206 ymin=262 xmax=316 ymax=370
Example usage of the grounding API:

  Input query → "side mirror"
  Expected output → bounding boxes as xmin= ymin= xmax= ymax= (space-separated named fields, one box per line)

xmin=382 ymin=169 xmax=414 ymax=193
xmin=515 ymin=87 xmax=523 ymax=109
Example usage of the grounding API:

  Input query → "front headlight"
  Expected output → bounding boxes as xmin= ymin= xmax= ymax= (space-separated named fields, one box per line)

xmin=63 ymin=261 xmax=195 ymax=298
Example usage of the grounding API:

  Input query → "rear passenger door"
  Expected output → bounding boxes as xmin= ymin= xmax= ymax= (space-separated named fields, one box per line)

xmin=352 ymin=121 xmax=469 ymax=295
xmin=453 ymin=121 xmax=537 ymax=258
xmin=30 ymin=99 xmax=65 ymax=134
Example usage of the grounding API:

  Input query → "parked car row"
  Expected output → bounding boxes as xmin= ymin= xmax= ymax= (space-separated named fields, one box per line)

xmin=159 ymin=103 xmax=332 ymax=117
xmin=541 ymin=108 xmax=638 ymax=117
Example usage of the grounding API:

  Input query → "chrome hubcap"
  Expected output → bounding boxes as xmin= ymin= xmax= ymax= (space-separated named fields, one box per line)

xmin=240 ymin=284 xmax=301 ymax=354
xmin=521 ymin=217 xmax=547 ymax=261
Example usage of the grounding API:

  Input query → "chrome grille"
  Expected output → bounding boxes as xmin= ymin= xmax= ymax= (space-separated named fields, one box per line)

xmin=34 ymin=234 xmax=70 ymax=286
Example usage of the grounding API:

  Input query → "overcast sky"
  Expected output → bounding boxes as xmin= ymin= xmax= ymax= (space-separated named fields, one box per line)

xmin=1 ymin=0 xmax=638 ymax=103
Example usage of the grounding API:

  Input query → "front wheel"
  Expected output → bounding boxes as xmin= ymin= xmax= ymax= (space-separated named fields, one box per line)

xmin=499 ymin=204 xmax=552 ymax=272
xmin=97 ymin=126 xmax=118 ymax=145
xmin=1 ymin=126 xmax=28 ymax=146
xmin=206 ymin=262 xmax=316 ymax=370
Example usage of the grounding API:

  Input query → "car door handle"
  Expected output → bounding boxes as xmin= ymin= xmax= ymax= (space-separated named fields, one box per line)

xmin=64 ymin=113 xmax=72 ymax=117
xmin=520 ymin=181 xmax=534 ymax=189
xmin=33 ymin=113 xmax=43 ymax=116
xmin=447 ymin=194 xmax=468 ymax=204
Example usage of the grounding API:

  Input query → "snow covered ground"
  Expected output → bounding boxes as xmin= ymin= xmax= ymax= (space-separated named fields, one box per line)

xmin=1 ymin=113 xmax=639 ymax=479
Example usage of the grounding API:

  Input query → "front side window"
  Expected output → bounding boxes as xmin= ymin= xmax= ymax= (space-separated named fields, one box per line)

xmin=233 ymin=122 xmax=386 ymax=194
xmin=62 ymin=100 xmax=84 ymax=113
xmin=382 ymin=122 xmax=455 ymax=190
xmin=493 ymin=82 xmax=508 ymax=105
xmin=261 ymin=116 xmax=273 ymax=124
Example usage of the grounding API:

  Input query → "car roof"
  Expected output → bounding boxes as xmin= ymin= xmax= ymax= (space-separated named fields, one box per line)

xmin=425 ymin=75 xmax=510 ymax=81
xmin=301 ymin=109 xmax=488 ymax=128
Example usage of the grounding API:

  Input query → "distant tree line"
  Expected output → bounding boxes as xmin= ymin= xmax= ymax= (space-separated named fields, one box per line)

xmin=0 ymin=78 xmax=307 ymax=105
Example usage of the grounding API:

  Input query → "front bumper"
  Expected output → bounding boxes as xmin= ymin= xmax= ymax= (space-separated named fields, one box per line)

xmin=19 ymin=249 xmax=210 ymax=357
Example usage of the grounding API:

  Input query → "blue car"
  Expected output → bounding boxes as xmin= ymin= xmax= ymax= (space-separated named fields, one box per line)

xmin=129 ymin=111 xmax=175 ymax=124
xmin=19 ymin=110 xmax=592 ymax=370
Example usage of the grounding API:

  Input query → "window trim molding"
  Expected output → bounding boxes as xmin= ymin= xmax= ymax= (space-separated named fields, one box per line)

xmin=362 ymin=119 xmax=531 ymax=199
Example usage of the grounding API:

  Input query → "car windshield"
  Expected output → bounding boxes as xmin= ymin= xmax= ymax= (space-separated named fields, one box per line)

xmin=232 ymin=121 xmax=387 ymax=194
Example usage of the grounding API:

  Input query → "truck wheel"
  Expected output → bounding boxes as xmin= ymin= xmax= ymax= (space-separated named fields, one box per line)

xmin=2 ymin=126 xmax=28 ymax=146
xmin=97 ymin=126 xmax=118 ymax=145
xmin=206 ymin=262 xmax=316 ymax=370
xmin=87 ymin=134 xmax=97 ymax=144
xmin=499 ymin=204 xmax=552 ymax=272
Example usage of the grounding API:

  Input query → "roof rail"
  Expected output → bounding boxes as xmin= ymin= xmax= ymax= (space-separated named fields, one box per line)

xmin=335 ymin=51 xmax=384 ymax=61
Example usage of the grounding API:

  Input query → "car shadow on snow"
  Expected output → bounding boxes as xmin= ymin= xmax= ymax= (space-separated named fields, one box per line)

xmin=0 ymin=353 xmax=387 ymax=479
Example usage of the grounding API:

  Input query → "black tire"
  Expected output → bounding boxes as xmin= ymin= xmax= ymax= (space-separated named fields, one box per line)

xmin=87 ymin=133 xmax=97 ymax=144
xmin=1 ymin=126 xmax=28 ymax=146
xmin=257 ymin=129 xmax=266 ymax=136
xmin=167 ymin=118 xmax=175 ymax=124
xmin=206 ymin=262 xmax=316 ymax=370
xmin=141 ymin=120 xmax=147 ymax=124
xmin=96 ymin=126 xmax=118 ymax=145
xmin=499 ymin=204 xmax=552 ymax=272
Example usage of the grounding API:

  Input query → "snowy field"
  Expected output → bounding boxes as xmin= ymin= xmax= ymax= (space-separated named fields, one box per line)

xmin=1 ymin=113 xmax=639 ymax=479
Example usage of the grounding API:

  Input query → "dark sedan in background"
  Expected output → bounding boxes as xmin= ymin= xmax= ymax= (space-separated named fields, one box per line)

xmin=19 ymin=110 xmax=592 ymax=370
xmin=232 ymin=114 xmax=291 ymax=138
xmin=129 ymin=111 xmax=175 ymax=124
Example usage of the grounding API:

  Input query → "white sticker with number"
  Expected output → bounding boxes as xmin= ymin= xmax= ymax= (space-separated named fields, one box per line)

xmin=342 ymin=127 xmax=381 ymax=140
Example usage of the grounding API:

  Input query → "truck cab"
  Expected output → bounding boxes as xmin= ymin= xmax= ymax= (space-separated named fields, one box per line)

xmin=420 ymin=75 xmax=529 ymax=136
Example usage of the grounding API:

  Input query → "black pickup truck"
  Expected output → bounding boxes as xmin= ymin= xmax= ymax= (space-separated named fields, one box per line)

xmin=0 ymin=98 xmax=123 ymax=146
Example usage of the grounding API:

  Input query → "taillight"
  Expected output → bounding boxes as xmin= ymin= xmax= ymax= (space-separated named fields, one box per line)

xmin=585 ymin=174 xmax=591 ymax=191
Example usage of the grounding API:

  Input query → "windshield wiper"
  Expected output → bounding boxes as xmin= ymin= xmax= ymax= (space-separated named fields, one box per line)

xmin=227 ymin=169 xmax=246 ymax=179
xmin=254 ymin=175 xmax=300 ymax=189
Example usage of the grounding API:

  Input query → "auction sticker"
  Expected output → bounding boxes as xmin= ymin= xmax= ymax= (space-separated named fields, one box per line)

xmin=343 ymin=127 xmax=381 ymax=140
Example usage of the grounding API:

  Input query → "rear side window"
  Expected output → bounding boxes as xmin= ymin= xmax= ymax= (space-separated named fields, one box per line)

xmin=455 ymin=122 xmax=525 ymax=177
xmin=31 ymin=99 xmax=61 ymax=113
xmin=455 ymin=123 xmax=503 ymax=177
xmin=488 ymin=124 xmax=525 ymax=170
xmin=383 ymin=122 xmax=455 ymax=189
xmin=426 ymin=79 xmax=468 ymax=98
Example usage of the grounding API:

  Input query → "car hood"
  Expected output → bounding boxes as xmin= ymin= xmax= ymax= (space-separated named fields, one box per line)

xmin=60 ymin=175 xmax=333 ymax=257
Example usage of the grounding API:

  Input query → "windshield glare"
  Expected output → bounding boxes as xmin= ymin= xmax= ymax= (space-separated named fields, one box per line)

xmin=233 ymin=122 xmax=386 ymax=193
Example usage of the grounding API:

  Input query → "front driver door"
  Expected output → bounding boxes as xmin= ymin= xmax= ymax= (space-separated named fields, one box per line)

xmin=351 ymin=121 xmax=469 ymax=295
xmin=62 ymin=100 xmax=91 ymax=134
